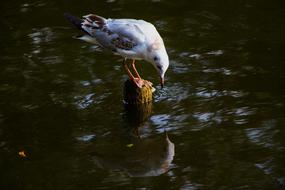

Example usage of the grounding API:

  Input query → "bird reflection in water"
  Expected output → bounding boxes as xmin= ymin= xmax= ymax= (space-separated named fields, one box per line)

xmin=90 ymin=102 xmax=175 ymax=177
xmin=92 ymin=133 xmax=175 ymax=177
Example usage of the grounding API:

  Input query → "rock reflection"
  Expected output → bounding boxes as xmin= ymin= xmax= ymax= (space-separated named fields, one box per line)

xmin=124 ymin=102 xmax=153 ymax=129
xmin=92 ymin=133 xmax=175 ymax=177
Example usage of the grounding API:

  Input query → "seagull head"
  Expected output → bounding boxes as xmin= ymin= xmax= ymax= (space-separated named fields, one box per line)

xmin=148 ymin=49 xmax=169 ymax=88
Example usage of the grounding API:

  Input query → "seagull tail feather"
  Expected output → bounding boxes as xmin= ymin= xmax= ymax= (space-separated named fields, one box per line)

xmin=64 ymin=13 xmax=88 ymax=34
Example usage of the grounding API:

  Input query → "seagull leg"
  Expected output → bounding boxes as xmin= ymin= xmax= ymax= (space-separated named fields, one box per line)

xmin=123 ymin=58 xmax=144 ymax=88
xmin=123 ymin=58 xmax=135 ymax=79
xmin=131 ymin=59 xmax=141 ymax=79
xmin=131 ymin=59 xmax=153 ymax=87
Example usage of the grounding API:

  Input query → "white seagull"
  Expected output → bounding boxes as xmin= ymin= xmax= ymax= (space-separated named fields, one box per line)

xmin=64 ymin=13 xmax=169 ymax=88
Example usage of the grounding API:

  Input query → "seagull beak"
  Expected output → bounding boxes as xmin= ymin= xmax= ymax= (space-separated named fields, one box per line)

xmin=160 ymin=77 xmax=164 ymax=89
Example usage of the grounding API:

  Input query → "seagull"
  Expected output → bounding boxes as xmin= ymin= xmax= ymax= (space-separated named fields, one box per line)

xmin=64 ymin=13 xmax=169 ymax=88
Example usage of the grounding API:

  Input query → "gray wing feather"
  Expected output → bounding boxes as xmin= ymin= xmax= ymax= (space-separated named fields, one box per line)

xmin=106 ymin=19 xmax=147 ymax=44
xmin=78 ymin=15 xmax=154 ymax=56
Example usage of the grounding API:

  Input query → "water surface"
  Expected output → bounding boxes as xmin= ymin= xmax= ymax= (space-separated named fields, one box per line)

xmin=1 ymin=0 xmax=285 ymax=189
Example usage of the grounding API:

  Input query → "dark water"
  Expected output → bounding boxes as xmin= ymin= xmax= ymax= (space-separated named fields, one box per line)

xmin=1 ymin=0 xmax=285 ymax=189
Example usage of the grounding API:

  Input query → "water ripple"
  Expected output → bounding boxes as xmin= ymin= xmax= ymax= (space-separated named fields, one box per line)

xmin=245 ymin=120 xmax=279 ymax=149
xmin=154 ymin=83 xmax=190 ymax=102
xmin=74 ymin=93 xmax=95 ymax=109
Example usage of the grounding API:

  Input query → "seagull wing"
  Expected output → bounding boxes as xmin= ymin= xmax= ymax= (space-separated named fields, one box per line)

xmin=65 ymin=13 xmax=159 ymax=58
xmin=80 ymin=15 xmax=143 ymax=51
xmin=106 ymin=18 xmax=160 ymax=58
xmin=106 ymin=19 xmax=148 ymax=44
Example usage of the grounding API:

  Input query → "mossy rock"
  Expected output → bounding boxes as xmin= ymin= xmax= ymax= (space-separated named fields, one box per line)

xmin=123 ymin=79 xmax=153 ymax=105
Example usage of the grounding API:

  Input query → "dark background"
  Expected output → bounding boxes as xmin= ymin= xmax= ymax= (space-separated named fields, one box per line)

xmin=1 ymin=0 xmax=285 ymax=189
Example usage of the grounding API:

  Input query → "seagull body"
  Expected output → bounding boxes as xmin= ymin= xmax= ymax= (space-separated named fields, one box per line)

xmin=64 ymin=13 xmax=169 ymax=88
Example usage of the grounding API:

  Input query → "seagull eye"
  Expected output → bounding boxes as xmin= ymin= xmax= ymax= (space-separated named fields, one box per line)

xmin=153 ymin=56 xmax=158 ymax=61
